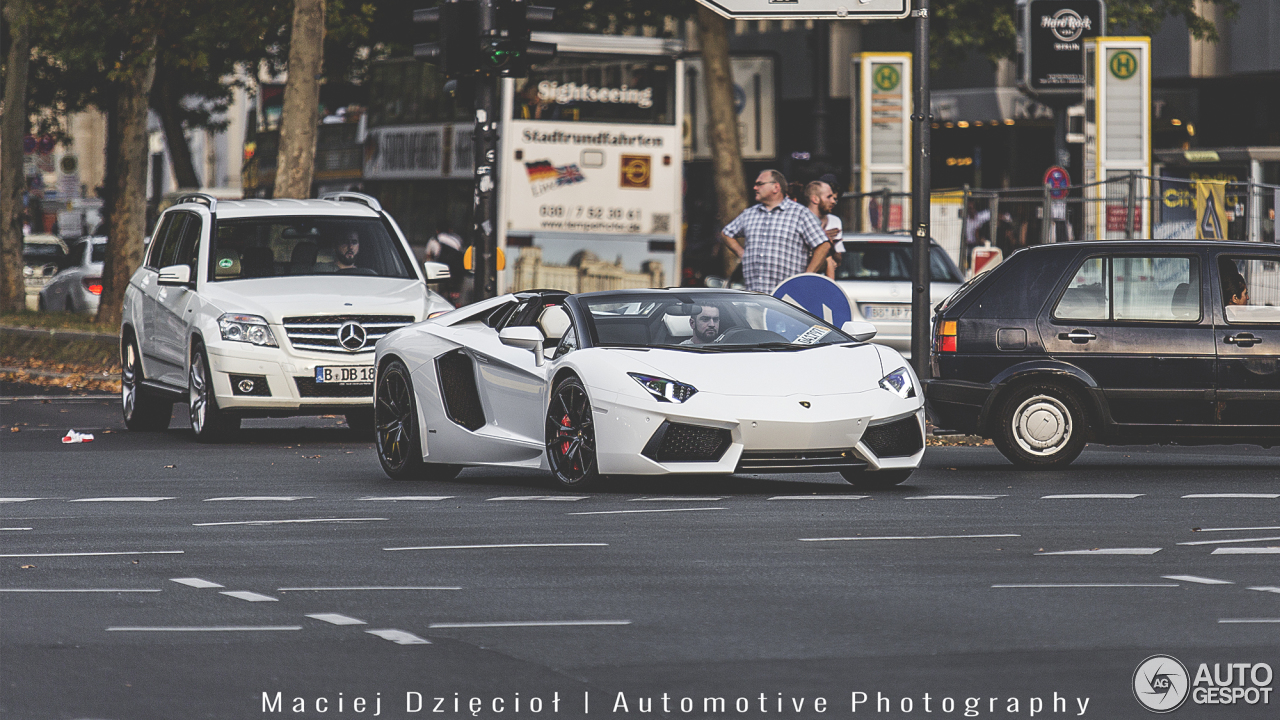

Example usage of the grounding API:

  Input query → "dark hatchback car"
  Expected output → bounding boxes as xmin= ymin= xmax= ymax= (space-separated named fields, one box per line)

xmin=926 ymin=240 xmax=1280 ymax=467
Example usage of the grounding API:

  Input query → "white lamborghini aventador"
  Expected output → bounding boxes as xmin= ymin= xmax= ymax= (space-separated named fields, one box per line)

xmin=372 ymin=288 xmax=925 ymax=489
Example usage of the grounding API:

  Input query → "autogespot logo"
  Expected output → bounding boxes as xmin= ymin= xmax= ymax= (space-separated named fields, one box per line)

xmin=1134 ymin=655 xmax=1190 ymax=713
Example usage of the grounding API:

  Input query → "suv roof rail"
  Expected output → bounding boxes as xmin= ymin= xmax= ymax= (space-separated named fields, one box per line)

xmin=319 ymin=192 xmax=383 ymax=213
xmin=174 ymin=192 xmax=219 ymax=212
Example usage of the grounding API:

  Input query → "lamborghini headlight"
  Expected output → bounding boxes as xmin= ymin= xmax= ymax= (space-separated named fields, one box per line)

xmin=218 ymin=313 xmax=278 ymax=347
xmin=878 ymin=367 xmax=915 ymax=399
xmin=628 ymin=373 xmax=697 ymax=403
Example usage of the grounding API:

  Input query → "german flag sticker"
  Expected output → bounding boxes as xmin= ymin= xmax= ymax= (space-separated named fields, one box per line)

xmin=620 ymin=155 xmax=651 ymax=189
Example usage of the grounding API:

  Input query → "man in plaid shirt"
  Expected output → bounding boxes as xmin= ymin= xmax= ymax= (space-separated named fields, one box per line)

xmin=720 ymin=170 xmax=831 ymax=293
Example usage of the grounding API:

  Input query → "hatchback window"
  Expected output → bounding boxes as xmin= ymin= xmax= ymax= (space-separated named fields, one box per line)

xmin=1221 ymin=256 xmax=1280 ymax=323
xmin=835 ymin=243 xmax=963 ymax=283
xmin=209 ymin=217 xmax=414 ymax=281
xmin=90 ymin=242 xmax=107 ymax=263
xmin=1054 ymin=257 xmax=1109 ymax=320
xmin=1055 ymin=256 xmax=1200 ymax=322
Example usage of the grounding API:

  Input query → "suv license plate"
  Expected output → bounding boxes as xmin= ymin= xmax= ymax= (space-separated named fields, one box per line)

xmin=315 ymin=366 xmax=375 ymax=384
xmin=863 ymin=305 xmax=911 ymax=321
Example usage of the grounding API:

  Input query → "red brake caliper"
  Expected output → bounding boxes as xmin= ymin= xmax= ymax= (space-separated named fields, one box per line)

xmin=560 ymin=414 xmax=572 ymax=456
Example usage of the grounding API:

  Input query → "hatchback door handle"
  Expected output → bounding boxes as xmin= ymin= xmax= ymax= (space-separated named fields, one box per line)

xmin=1058 ymin=330 xmax=1096 ymax=343
xmin=1225 ymin=333 xmax=1263 ymax=346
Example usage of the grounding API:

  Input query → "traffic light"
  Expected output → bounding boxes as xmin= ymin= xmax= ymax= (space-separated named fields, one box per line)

xmin=414 ymin=0 xmax=480 ymax=79
xmin=484 ymin=0 xmax=556 ymax=78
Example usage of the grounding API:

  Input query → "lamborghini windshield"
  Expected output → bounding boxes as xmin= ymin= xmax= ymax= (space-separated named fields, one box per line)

xmin=578 ymin=291 xmax=853 ymax=351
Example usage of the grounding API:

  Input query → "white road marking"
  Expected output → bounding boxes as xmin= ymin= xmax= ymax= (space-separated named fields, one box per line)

xmin=906 ymin=495 xmax=1007 ymax=500
xmin=0 ymin=498 xmax=42 ymax=503
xmin=1163 ymin=575 xmax=1233 ymax=585
xmin=171 ymin=577 xmax=223 ymax=588
xmin=769 ymin=495 xmax=869 ymax=501
xmin=0 ymin=550 xmax=183 ymax=558
xmin=1212 ymin=548 xmax=1280 ymax=555
xmin=280 ymin=586 xmax=462 ymax=591
xmin=1194 ymin=526 xmax=1280 ymax=533
xmin=1 ymin=528 xmax=32 ymax=531
xmin=1183 ymin=494 xmax=1279 ymax=499
xmin=569 ymin=507 xmax=725 ymax=516
xmin=427 ymin=620 xmax=631 ymax=629
xmin=107 ymin=626 xmax=301 ymax=632
xmin=629 ymin=497 xmax=724 ymax=502
xmin=366 ymin=629 xmax=430 ymax=644
xmin=1036 ymin=548 xmax=1162 ymax=556
xmin=1219 ymin=619 xmax=1280 ymax=624
xmin=1248 ymin=587 xmax=1280 ymax=595
xmin=991 ymin=584 xmax=1178 ymax=588
xmin=1178 ymin=535 xmax=1280 ymax=546
xmin=70 ymin=497 xmax=175 ymax=503
xmin=484 ymin=496 xmax=589 ymax=502
xmin=220 ymin=591 xmax=278 ymax=602
xmin=801 ymin=533 xmax=1019 ymax=542
xmin=1041 ymin=494 xmax=1144 ymax=499
xmin=193 ymin=518 xmax=387 ymax=527
xmin=357 ymin=496 xmax=453 ymax=501
xmin=0 ymin=588 xmax=162 ymax=593
xmin=307 ymin=613 xmax=366 ymax=625
xmin=384 ymin=543 xmax=607 ymax=551
xmin=203 ymin=496 xmax=314 ymax=501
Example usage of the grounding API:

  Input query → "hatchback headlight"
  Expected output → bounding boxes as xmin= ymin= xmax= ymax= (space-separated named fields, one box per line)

xmin=628 ymin=373 xmax=697 ymax=403
xmin=879 ymin=367 xmax=915 ymax=399
xmin=218 ymin=313 xmax=278 ymax=347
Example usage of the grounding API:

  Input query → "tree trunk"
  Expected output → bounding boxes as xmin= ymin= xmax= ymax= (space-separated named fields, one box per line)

xmin=96 ymin=49 xmax=158 ymax=328
xmin=153 ymin=65 xmax=201 ymax=189
xmin=273 ymin=0 xmax=326 ymax=199
xmin=1 ymin=0 xmax=32 ymax=313
xmin=695 ymin=5 xmax=749 ymax=279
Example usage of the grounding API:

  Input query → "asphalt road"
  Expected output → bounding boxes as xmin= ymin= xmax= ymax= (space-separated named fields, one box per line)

xmin=2 ymin=391 xmax=1279 ymax=720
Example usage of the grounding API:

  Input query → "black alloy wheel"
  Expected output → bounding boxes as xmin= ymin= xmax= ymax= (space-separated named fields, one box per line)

xmin=545 ymin=377 xmax=600 ymax=489
xmin=188 ymin=345 xmax=239 ymax=442
xmin=375 ymin=360 xmax=460 ymax=481
xmin=121 ymin=337 xmax=173 ymax=431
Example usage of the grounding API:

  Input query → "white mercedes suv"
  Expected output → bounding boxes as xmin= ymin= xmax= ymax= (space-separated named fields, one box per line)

xmin=120 ymin=192 xmax=454 ymax=441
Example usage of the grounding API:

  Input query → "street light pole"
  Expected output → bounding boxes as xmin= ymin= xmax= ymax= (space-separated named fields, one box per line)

xmin=910 ymin=0 xmax=932 ymax=378
xmin=472 ymin=0 xmax=499 ymax=301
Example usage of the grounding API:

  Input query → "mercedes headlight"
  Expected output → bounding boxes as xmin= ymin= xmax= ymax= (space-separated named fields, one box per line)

xmin=628 ymin=373 xmax=697 ymax=403
xmin=879 ymin=367 xmax=915 ymax=399
xmin=218 ymin=313 xmax=278 ymax=347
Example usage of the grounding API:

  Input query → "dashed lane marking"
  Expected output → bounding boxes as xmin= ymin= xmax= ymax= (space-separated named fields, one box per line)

xmin=107 ymin=626 xmax=301 ymax=632
xmin=0 ymin=588 xmax=162 ymax=593
xmin=768 ymin=496 xmax=869 ymax=501
xmin=1178 ymin=535 xmax=1280 ymax=546
xmin=279 ymin=586 xmax=461 ymax=591
xmin=1036 ymin=548 xmax=1162 ymax=556
xmin=485 ymin=496 xmax=588 ymax=501
xmin=991 ymin=584 xmax=1179 ymax=588
xmin=801 ymin=533 xmax=1019 ymax=543
xmin=366 ymin=629 xmax=430 ymax=644
xmin=0 ymin=498 xmax=42 ymax=503
xmin=1 ymin=528 xmax=32 ymax=531
xmin=307 ymin=613 xmax=367 ymax=625
xmin=1212 ymin=548 xmax=1280 ymax=555
xmin=193 ymin=518 xmax=387 ymax=527
xmin=0 ymin=550 xmax=183 ymax=558
xmin=1162 ymin=575 xmax=1234 ymax=585
xmin=427 ymin=620 xmax=632 ymax=629
xmin=171 ymin=578 xmax=224 ymax=588
xmin=568 ymin=508 xmax=726 ymax=516
xmin=1183 ymin=494 xmax=1279 ymax=499
xmin=357 ymin=496 xmax=453 ymax=501
xmin=1041 ymin=494 xmax=1144 ymax=499
xmin=203 ymin=496 xmax=315 ymax=502
xmin=70 ymin=497 xmax=175 ymax=503
xmin=906 ymin=495 xmax=1007 ymax=500
xmin=220 ymin=591 xmax=278 ymax=602
xmin=629 ymin=497 xmax=724 ymax=502
xmin=1248 ymin=587 xmax=1280 ymax=595
xmin=384 ymin=543 xmax=607 ymax=552
xmin=1195 ymin=526 xmax=1280 ymax=533
xmin=1219 ymin=619 xmax=1280 ymax=624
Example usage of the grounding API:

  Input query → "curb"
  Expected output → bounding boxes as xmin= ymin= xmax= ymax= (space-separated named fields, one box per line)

xmin=0 ymin=325 xmax=118 ymax=345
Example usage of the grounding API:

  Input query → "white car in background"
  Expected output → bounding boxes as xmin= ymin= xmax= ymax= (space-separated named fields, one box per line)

xmin=832 ymin=234 xmax=965 ymax=358
xmin=39 ymin=236 xmax=106 ymax=314
xmin=372 ymin=288 xmax=926 ymax=490
xmin=120 ymin=192 xmax=454 ymax=441
xmin=23 ymin=234 xmax=70 ymax=311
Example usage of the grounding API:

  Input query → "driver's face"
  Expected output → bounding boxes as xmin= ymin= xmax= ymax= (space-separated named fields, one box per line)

xmin=338 ymin=235 xmax=359 ymax=264
xmin=690 ymin=307 xmax=720 ymax=343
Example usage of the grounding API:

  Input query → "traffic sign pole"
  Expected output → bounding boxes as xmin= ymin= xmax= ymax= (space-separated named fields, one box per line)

xmin=910 ymin=0 xmax=932 ymax=379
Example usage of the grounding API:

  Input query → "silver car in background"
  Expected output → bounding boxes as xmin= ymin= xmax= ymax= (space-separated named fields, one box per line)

xmin=833 ymin=234 xmax=964 ymax=358
xmin=39 ymin=236 xmax=106 ymax=314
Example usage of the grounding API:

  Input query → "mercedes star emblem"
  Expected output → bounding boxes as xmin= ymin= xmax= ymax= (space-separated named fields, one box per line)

xmin=337 ymin=321 xmax=368 ymax=352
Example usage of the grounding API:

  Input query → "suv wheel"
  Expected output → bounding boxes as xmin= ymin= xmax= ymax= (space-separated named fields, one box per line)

xmin=374 ymin=360 xmax=461 ymax=481
xmin=121 ymin=338 xmax=173 ymax=431
xmin=189 ymin=345 xmax=240 ymax=442
xmin=992 ymin=383 xmax=1087 ymax=468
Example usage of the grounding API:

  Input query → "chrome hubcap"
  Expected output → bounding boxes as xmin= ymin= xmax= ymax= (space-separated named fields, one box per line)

xmin=1012 ymin=394 xmax=1072 ymax=456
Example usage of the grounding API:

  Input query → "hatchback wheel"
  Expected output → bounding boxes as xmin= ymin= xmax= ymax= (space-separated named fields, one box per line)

xmin=121 ymin=338 xmax=173 ymax=431
xmin=993 ymin=383 xmax=1087 ymax=468
xmin=189 ymin=346 xmax=239 ymax=442
xmin=545 ymin=377 xmax=599 ymax=490
xmin=375 ymin=360 xmax=460 ymax=481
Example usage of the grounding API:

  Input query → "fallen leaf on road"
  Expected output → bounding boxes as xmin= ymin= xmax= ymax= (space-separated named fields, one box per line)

xmin=9 ymin=427 xmax=18 ymax=432
xmin=164 ymin=465 xmax=176 ymax=469
xmin=21 ymin=565 xmax=35 ymax=569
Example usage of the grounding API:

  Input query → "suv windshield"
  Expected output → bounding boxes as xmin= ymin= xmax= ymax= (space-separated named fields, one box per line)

xmin=836 ymin=243 xmax=963 ymax=283
xmin=209 ymin=217 xmax=415 ymax=281
xmin=580 ymin=292 xmax=853 ymax=351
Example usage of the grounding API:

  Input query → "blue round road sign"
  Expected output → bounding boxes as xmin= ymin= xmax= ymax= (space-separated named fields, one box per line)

xmin=772 ymin=273 xmax=853 ymax=328
xmin=1044 ymin=166 xmax=1071 ymax=200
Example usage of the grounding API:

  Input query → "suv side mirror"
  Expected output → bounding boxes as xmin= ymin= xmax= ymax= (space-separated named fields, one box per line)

xmin=158 ymin=264 xmax=192 ymax=286
xmin=423 ymin=261 xmax=451 ymax=282
xmin=841 ymin=320 xmax=878 ymax=342
xmin=498 ymin=326 xmax=545 ymax=367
